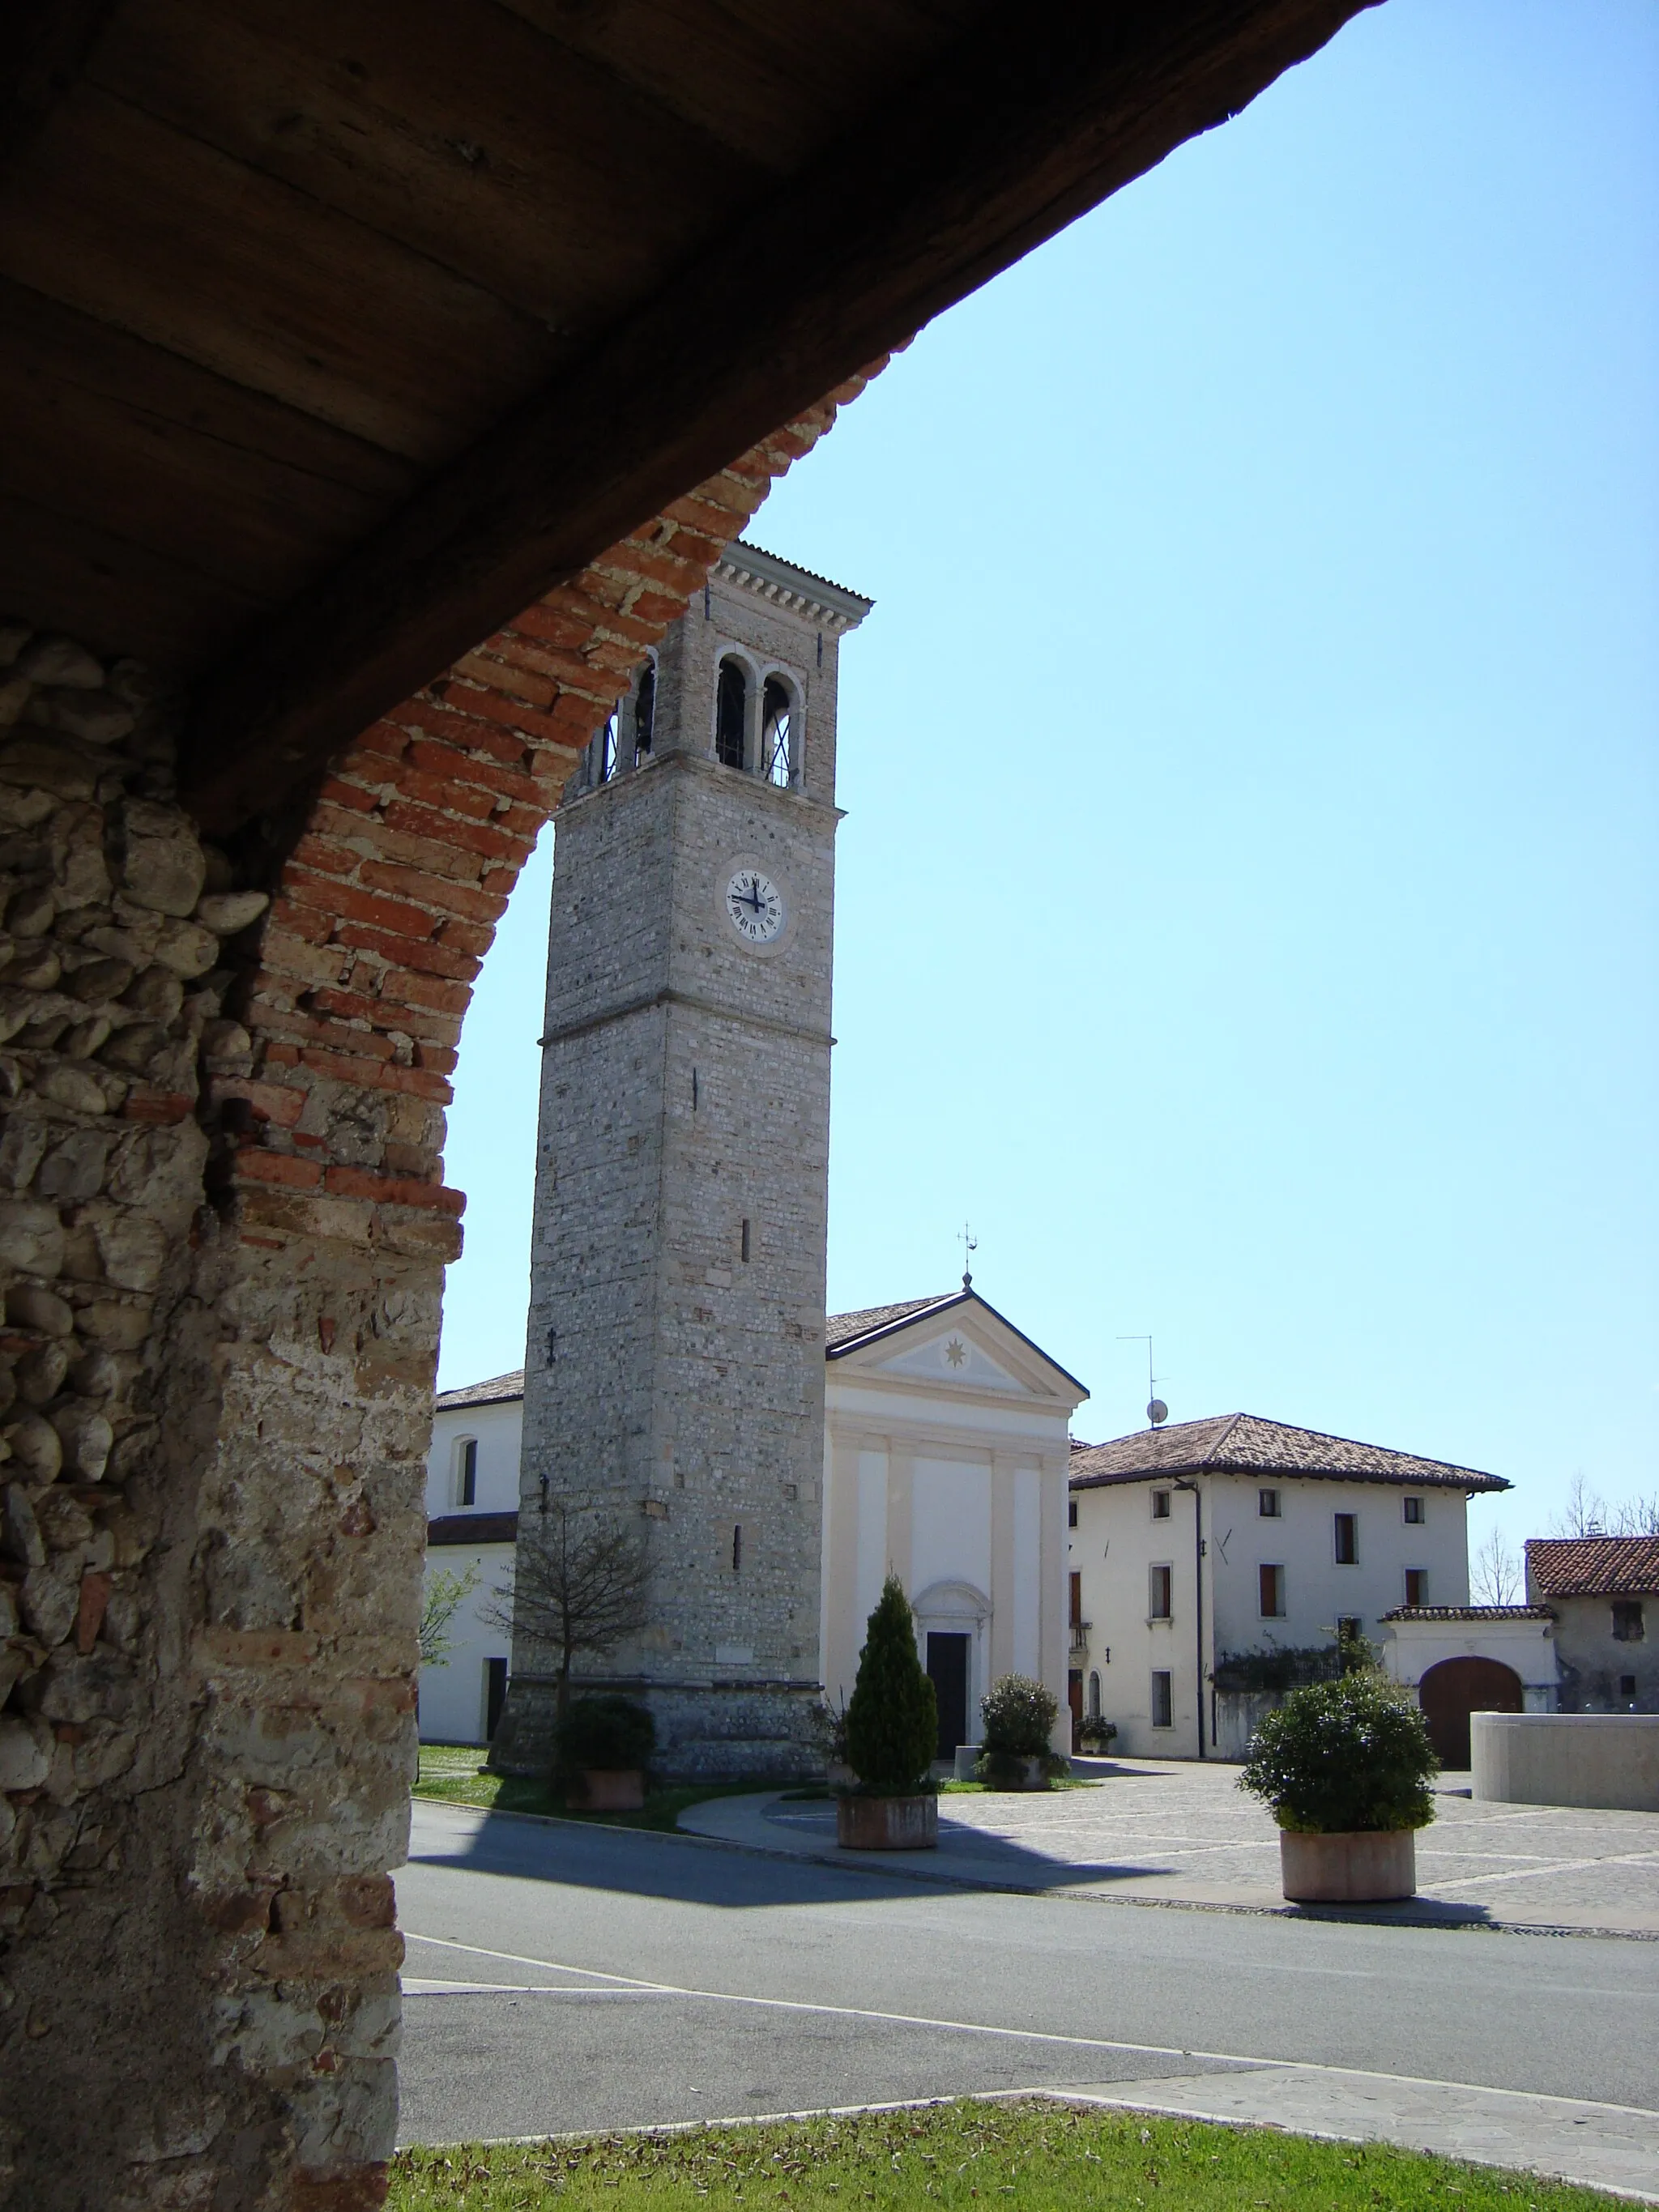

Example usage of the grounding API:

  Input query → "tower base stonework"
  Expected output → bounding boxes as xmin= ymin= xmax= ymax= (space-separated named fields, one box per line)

xmin=491 ymin=1677 xmax=826 ymax=1783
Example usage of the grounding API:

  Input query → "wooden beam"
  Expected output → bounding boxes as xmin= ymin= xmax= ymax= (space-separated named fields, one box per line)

xmin=183 ymin=0 xmax=1378 ymax=831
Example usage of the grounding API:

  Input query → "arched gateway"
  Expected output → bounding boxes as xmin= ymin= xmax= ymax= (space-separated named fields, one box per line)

xmin=1418 ymin=1656 xmax=1524 ymax=1768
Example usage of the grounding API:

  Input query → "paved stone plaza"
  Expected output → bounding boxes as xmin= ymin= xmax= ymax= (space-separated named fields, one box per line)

xmin=680 ymin=1758 xmax=1659 ymax=1933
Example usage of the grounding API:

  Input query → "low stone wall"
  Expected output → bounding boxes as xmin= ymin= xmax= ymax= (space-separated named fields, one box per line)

xmin=491 ymin=1676 xmax=826 ymax=1782
xmin=1471 ymin=1713 xmax=1659 ymax=1812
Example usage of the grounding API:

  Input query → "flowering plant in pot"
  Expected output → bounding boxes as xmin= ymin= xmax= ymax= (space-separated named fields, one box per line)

xmin=1075 ymin=1715 xmax=1118 ymax=1756
xmin=838 ymin=1576 xmax=938 ymax=1849
xmin=1239 ymin=1672 xmax=1437 ymax=1903
xmin=975 ymin=1674 xmax=1069 ymax=1791
xmin=554 ymin=1694 xmax=655 ymax=1813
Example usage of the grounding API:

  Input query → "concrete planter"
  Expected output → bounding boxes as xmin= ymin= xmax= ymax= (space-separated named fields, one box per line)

xmin=1279 ymin=1827 xmax=1416 ymax=1903
xmin=836 ymin=1793 xmax=938 ymax=1850
xmin=567 ymin=1767 xmax=646 ymax=1813
xmin=976 ymin=1754 xmax=1050 ymax=1792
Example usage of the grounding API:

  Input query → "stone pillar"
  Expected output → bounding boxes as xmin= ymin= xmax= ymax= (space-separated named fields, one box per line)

xmin=0 ymin=365 xmax=877 ymax=2210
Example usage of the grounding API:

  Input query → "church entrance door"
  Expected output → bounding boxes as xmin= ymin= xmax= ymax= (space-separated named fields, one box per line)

xmin=927 ymin=1632 xmax=970 ymax=1761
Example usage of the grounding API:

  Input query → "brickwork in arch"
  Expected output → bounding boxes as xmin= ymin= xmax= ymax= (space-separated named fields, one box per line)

xmin=0 ymin=370 xmax=873 ymax=2212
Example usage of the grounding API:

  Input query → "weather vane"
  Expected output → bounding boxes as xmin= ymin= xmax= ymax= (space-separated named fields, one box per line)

xmin=959 ymin=1221 xmax=978 ymax=1289
xmin=1117 ymin=1333 xmax=1168 ymax=1428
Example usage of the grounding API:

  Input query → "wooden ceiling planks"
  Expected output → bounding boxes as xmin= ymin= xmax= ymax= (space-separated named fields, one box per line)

xmin=495 ymin=0 xmax=987 ymax=172
xmin=0 ymin=0 xmax=1379 ymax=829
xmin=0 ymin=86 xmax=561 ymax=459
xmin=0 ymin=279 xmax=416 ymax=609
xmin=181 ymin=0 xmax=1380 ymax=829
xmin=91 ymin=0 xmax=766 ymax=328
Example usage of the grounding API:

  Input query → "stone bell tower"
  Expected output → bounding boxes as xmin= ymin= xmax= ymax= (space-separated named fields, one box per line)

xmin=493 ymin=544 xmax=871 ymax=1779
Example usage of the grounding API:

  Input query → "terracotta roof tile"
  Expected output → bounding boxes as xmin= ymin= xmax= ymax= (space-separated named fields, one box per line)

xmin=1525 ymin=1536 xmax=1659 ymax=1598
xmin=1069 ymin=1413 xmax=1505 ymax=1493
xmin=1379 ymin=1605 xmax=1553 ymax=1622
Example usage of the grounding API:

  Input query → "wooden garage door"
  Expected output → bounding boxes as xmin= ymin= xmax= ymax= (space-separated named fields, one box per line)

xmin=1418 ymin=1656 xmax=1524 ymax=1769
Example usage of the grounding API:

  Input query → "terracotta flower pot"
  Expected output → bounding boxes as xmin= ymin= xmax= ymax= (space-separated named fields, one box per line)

xmin=1279 ymin=1827 xmax=1416 ymax=1903
xmin=567 ymin=1767 xmax=646 ymax=1813
xmin=836 ymin=1793 xmax=938 ymax=1850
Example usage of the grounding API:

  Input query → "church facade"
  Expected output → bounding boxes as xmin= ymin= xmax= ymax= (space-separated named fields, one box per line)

xmin=421 ymin=1284 xmax=1088 ymax=1761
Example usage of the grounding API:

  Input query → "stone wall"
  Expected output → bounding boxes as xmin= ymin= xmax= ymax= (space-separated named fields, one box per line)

xmin=0 ymin=370 xmax=874 ymax=2210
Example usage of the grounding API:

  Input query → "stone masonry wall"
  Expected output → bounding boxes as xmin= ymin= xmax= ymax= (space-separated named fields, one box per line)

xmin=0 ymin=369 xmax=875 ymax=2210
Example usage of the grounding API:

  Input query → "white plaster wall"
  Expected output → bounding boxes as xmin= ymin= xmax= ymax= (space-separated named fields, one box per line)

xmin=1069 ymin=1481 xmax=1201 ymax=1758
xmin=912 ymin=1458 xmax=992 ymax=1596
xmin=418 ymin=1540 xmax=514 ymax=1745
xmin=1206 ymin=1474 xmax=1471 ymax=1656
xmin=1070 ymin=1471 xmax=1478 ymax=1760
xmin=424 ymin=1396 xmax=525 ymax=1517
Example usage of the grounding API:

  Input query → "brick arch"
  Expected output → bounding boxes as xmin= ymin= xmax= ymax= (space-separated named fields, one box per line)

xmin=177 ymin=373 xmax=876 ymax=2208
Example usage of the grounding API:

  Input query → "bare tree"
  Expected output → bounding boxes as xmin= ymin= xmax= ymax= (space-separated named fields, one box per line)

xmin=419 ymin=1562 xmax=479 ymax=1665
xmin=1608 ymin=1492 xmax=1659 ymax=1538
xmin=1550 ymin=1473 xmax=1608 ymax=1538
xmin=1470 ymin=1524 xmax=1522 ymax=1607
xmin=483 ymin=1502 xmax=653 ymax=1723
xmin=1548 ymin=1474 xmax=1657 ymax=1540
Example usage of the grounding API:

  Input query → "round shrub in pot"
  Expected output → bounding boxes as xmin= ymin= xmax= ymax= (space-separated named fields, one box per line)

xmin=838 ymin=1576 xmax=939 ymax=1848
xmin=975 ymin=1673 xmax=1069 ymax=1791
xmin=1239 ymin=1672 xmax=1437 ymax=1902
xmin=554 ymin=1694 xmax=655 ymax=1813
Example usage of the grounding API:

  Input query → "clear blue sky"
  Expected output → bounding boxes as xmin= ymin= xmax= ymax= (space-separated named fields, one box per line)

xmin=438 ymin=0 xmax=1658 ymax=1555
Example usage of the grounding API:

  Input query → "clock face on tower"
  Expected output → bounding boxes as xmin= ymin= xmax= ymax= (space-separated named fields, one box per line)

xmin=724 ymin=867 xmax=786 ymax=945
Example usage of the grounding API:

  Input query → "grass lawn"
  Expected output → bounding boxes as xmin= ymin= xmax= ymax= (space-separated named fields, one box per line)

xmin=412 ymin=1745 xmax=786 ymax=1833
xmin=388 ymin=2099 xmax=1620 ymax=2211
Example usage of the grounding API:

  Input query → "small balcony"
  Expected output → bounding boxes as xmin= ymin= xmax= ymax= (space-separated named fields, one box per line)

xmin=1068 ymin=1619 xmax=1091 ymax=1659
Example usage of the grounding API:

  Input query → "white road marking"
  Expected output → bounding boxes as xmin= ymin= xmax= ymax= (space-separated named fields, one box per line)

xmin=398 ymin=1930 xmax=1659 ymax=2118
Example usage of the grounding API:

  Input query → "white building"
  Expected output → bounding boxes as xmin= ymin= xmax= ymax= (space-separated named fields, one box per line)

xmin=821 ymin=1289 xmax=1089 ymax=1759
xmin=418 ymin=1372 xmax=523 ymax=1745
xmin=420 ymin=1287 xmax=1087 ymax=1754
xmin=1068 ymin=1413 xmax=1512 ymax=1762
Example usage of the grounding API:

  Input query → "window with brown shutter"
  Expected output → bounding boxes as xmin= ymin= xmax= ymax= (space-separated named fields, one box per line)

xmin=1259 ymin=1563 xmax=1286 ymax=1617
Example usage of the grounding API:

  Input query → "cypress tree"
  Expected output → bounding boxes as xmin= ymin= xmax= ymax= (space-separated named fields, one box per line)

xmin=843 ymin=1575 xmax=937 ymax=1795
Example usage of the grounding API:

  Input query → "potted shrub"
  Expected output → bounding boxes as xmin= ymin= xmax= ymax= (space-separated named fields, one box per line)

xmin=554 ymin=1694 xmax=655 ymax=1813
xmin=1075 ymin=1715 xmax=1118 ymax=1757
xmin=1239 ymin=1671 xmax=1437 ymax=1903
xmin=838 ymin=1576 xmax=939 ymax=1848
xmin=974 ymin=1674 xmax=1069 ymax=1791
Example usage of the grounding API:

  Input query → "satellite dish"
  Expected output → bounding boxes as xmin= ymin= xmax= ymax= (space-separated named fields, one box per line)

xmin=1148 ymin=1399 xmax=1169 ymax=1427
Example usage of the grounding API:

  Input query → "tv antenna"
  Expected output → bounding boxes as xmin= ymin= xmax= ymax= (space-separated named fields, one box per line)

xmin=959 ymin=1221 xmax=978 ymax=1290
xmin=1117 ymin=1333 xmax=1168 ymax=1427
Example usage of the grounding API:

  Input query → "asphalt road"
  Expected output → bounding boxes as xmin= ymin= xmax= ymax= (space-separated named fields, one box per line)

xmin=396 ymin=1801 xmax=1659 ymax=2148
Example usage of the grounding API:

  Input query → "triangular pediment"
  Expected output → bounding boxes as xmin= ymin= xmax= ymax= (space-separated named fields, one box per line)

xmin=827 ymin=1292 xmax=1087 ymax=1409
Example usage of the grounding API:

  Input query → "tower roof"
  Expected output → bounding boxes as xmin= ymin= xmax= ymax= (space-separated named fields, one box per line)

xmin=715 ymin=542 xmax=873 ymax=629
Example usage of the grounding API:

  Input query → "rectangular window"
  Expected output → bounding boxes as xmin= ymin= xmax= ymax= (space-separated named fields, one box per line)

xmin=1404 ymin=1567 xmax=1428 ymax=1608
xmin=1151 ymin=1490 xmax=1171 ymax=1520
xmin=1333 ymin=1512 xmax=1358 ymax=1566
xmin=1402 ymin=1494 xmax=1424 ymax=1524
xmin=1069 ymin=1571 xmax=1083 ymax=1627
xmin=1068 ymin=1498 xmax=1078 ymax=1528
xmin=1611 ymin=1601 xmax=1645 ymax=1643
xmin=1150 ymin=1670 xmax=1173 ymax=1729
xmin=1258 ymin=1487 xmax=1280 ymax=1518
xmin=740 ymin=1217 xmax=751 ymax=1264
xmin=1149 ymin=1563 xmax=1173 ymax=1620
xmin=1618 ymin=1673 xmax=1637 ymax=1699
xmin=456 ymin=1438 xmax=477 ymax=1508
xmin=1337 ymin=1615 xmax=1363 ymax=1644
xmin=1259 ymin=1563 xmax=1286 ymax=1618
